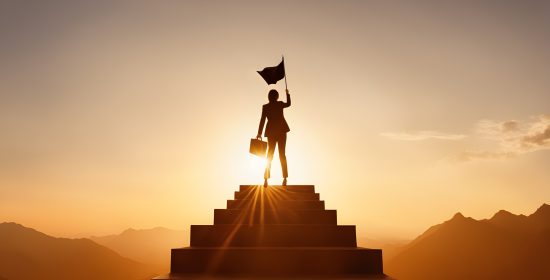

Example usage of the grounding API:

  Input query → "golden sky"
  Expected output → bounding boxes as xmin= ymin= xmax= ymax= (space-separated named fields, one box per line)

xmin=1 ymin=1 xmax=549 ymax=240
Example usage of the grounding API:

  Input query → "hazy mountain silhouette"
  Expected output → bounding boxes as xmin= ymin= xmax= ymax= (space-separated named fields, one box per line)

xmin=358 ymin=237 xmax=409 ymax=262
xmin=0 ymin=222 xmax=154 ymax=280
xmin=386 ymin=203 xmax=550 ymax=280
xmin=90 ymin=227 xmax=185 ymax=273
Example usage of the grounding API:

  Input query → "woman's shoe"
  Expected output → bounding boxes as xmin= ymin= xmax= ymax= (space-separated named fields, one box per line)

xmin=264 ymin=179 xmax=268 ymax=188
xmin=282 ymin=178 xmax=287 ymax=186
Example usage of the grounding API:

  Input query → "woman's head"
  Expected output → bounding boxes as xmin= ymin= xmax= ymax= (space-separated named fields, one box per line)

xmin=268 ymin=89 xmax=279 ymax=103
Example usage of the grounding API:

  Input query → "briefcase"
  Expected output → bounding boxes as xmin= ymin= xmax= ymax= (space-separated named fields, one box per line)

xmin=249 ymin=138 xmax=267 ymax=157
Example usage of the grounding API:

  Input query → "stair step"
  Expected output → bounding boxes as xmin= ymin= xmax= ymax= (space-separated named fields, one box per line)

xmin=227 ymin=199 xmax=325 ymax=210
xmin=190 ymin=224 xmax=356 ymax=247
xmin=154 ymin=274 xmax=385 ymax=279
xmin=170 ymin=247 xmax=383 ymax=275
xmin=234 ymin=191 xmax=320 ymax=201
xmin=213 ymin=209 xmax=337 ymax=225
xmin=239 ymin=185 xmax=315 ymax=193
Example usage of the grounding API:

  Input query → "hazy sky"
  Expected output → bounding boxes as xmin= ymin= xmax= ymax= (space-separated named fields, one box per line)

xmin=1 ymin=0 xmax=549 ymax=240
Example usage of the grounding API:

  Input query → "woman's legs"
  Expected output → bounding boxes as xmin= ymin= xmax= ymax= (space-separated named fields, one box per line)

xmin=264 ymin=137 xmax=277 ymax=180
xmin=264 ymin=134 xmax=288 ymax=186
xmin=278 ymin=133 xmax=288 ymax=179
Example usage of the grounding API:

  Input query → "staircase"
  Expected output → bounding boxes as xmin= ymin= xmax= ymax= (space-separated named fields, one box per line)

xmin=154 ymin=185 xmax=383 ymax=279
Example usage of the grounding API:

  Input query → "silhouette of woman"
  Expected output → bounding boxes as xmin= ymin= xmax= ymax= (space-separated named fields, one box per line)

xmin=257 ymin=89 xmax=291 ymax=187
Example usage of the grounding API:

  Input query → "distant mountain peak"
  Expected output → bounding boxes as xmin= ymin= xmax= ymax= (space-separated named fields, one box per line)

xmin=495 ymin=209 xmax=512 ymax=215
xmin=0 ymin=221 xmax=48 ymax=237
xmin=122 ymin=228 xmax=137 ymax=234
xmin=531 ymin=203 xmax=550 ymax=218
xmin=120 ymin=226 xmax=172 ymax=235
xmin=491 ymin=209 xmax=514 ymax=219
xmin=1 ymin=221 xmax=25 ymax=228
xmin=451 ymin=212 xmax=465 ymax=220
xmin=90 ymin=226 xmax=186 ymax=272
xmin=446 ymin=212 xmax=480 ymax=226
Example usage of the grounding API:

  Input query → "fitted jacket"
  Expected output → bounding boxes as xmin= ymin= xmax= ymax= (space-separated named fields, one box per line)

xmin=257 ymin=95 xmax=291 ymax=137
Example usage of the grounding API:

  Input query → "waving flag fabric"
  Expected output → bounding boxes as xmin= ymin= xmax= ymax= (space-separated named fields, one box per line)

xmin=257 ymin=59 xmax=285 ymax=85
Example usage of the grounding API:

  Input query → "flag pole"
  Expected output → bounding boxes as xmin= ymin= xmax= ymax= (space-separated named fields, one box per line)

xmin=283 ymin=55 xmax=288 ymax=91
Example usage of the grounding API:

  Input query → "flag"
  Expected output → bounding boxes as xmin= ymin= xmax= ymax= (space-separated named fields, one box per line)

xmin=257 ymin=58 xmax=285 ymax=85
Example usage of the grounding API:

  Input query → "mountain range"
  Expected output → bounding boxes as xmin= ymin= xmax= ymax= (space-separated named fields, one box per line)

xmin=0 ymin=222 xmax=155 ymax=280
xmin=90 ymin=227 xmax=186 ymax=272
xmin=2 ymin=204 xmax=549 ymax=280
xmin=386 ymin=203 xmax=550 ymax=280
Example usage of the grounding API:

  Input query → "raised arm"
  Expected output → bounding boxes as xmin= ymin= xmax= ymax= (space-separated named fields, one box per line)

xmin=283 ymin=89 xmax=291 ymax=108
xmin=257 ymin=106 xmax=267 ymax=138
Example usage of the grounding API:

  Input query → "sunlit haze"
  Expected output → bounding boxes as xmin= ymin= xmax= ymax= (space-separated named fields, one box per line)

xmin=1 ymin=1 xmax=549 ymax=241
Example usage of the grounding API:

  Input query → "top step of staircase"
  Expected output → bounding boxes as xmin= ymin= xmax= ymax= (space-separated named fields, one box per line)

xmin=239 ymin=185 xmax=315 ymax=193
